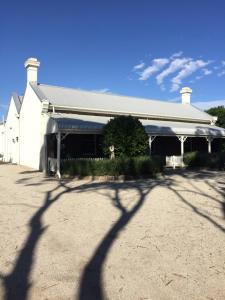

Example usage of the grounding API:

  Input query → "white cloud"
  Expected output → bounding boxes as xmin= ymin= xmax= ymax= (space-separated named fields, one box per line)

xmin=170 ymin=51 xmax=183 ymax=59
xmin=0 ymin=104 xmax=7 ymax=108
xmin=92 ymin=88 xmax=110 ymax=94
xmin=202 ymin=68 xmax=212 ymax=75
xmin=0 ymin=103 xmax=8 ymax=112
xmin=218 ymin=70 xmax=225 ymax=77
xmin=131 ymin=53 xmax=220 ymax=92
xmin=170 ymin=60 xmax=211 ymax=91
xmin=193 ymin=100 xmax=225 ymax=110
xmin=156 ymin=57 xmax=190 ymax=85
xmin=195 ymin=75 xmax=203 ymax=80
xmin=133 ymin=62 xmax=145 ymax=70
xmin=139 ymin=58 xmax=169 ymax=81
xmin=195 ymin=68 xmax=212 ymax=81
xmin=222 ymin=61 xmax=225 ymax=66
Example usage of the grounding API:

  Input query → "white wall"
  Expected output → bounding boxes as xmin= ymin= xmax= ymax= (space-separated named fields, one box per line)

xmin=0 ymin=123 xmax=6 ymax=159
xmin=40 ymin=113 xmax=52 ymax=171
xmin=4 ymin=97 xmax=20 ymax=163
xmin=19 ymin=84 xmax=43 ymax=169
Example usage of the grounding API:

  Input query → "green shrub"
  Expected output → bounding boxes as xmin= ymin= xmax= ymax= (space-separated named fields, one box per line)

xmin=184 ymin=151 xmax=225 ymax=170
xmin=102 ymin=116 xmax=149 ymax=158
xmin=61 ymin=156 xmax=164 ymax=178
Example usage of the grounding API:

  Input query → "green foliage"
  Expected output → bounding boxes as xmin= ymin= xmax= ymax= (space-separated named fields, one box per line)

xmin=61 ymin=156 xmax=164 ymax=178
xmin=206 ymin=106 xmax=225 ymax=128
xmin=102 ymin=116 xmax=149 ymax=158
xmin=205 ymin=106 xmax=225 ymax=150
xmin=184 ymin=151 xmax=225 ymax=170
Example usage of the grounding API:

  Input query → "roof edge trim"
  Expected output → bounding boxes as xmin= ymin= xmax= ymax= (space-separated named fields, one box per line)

xmin=29 ymin=82 xmax=47 ymax=101
xmin=48 ymin=104 xmax=211 ymax=124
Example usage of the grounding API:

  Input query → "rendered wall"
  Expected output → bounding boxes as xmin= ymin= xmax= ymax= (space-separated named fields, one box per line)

xmin=0 ymin=123 xmax=5 ymax=158
xmin=4 ymin=97 xmax=20 ymax=163
xmin=19 ymin=84 xmax=43 ymax=170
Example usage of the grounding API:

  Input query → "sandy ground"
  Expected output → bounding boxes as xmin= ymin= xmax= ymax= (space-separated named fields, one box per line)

xmin=0 ymin=164 xmax=225 ymax=300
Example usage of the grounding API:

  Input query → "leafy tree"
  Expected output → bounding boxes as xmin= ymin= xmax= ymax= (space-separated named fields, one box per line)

xmin=102 ymin=116 xmax=149 ymax=158
xmin=206 ymin=106 xmax=225 ymax=151
xmin=206 ymin=106 xmax=225 ymax=128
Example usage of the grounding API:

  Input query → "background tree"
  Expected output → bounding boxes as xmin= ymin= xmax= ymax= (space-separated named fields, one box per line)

xmin=206 ymin=106 xmax=225 ymax=128
xmin=102 ymin=116 xmax=149 ymax=158
xmin=206 ymin=105 xmax=225 ymax=151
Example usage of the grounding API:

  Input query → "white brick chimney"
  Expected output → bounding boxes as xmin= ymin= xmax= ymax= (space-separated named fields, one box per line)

xmin=24 ymin=57 xmax=40 ymax=84
xmin=180 ymin=87 xmax=192 ymax=104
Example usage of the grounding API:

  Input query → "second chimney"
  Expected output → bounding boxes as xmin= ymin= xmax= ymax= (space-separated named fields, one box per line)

xmin=24 ymin=57 xmax=40 ymax=85
xmin=180 ymin=87 xmax=192 ymax=104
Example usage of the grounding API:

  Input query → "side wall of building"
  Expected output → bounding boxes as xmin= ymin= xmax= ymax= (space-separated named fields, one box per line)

xmin=0 ymin=123 xmax=5 ymax=159
xmin=4 ymin=97 xmax=20 ymax=163
xmin=19 ymin=84 xmax=43 ymax=170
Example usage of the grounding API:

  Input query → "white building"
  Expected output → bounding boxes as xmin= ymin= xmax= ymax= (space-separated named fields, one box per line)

xmin=1 ymin=57 xmax=225 ymax=175
xmin=0 ymin=93 xmax=22 ymax=163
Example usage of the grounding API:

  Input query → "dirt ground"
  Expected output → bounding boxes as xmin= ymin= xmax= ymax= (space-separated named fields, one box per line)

xmin=0 ymin=164 xmax=225 ymax=300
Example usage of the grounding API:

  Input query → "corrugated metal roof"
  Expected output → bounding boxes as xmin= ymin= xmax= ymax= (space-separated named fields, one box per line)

xmin=143 ymin=120 xmax=225 ymax=137
xmin=52 ymin=114 xmax=107 ymax=131
xmin=50 ymin=113 xmax=225 ymax=137
xmin=30 ymin=83 xmax=214 ymax=123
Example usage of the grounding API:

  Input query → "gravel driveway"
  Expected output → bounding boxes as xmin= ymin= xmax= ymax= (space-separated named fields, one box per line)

xmin=0 ymin=164 xmax=225 ymax=300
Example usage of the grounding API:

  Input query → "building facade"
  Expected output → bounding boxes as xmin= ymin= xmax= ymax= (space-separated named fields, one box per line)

xmin=0 ymin=57 xmax=225 ymax=176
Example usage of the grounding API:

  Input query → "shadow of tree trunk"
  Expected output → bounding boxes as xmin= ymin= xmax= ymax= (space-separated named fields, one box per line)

xmin=78 ymin=182 xmax=156 ymax=300
xmin=0 ymin=177 xmax=157 ymax=300
xmin=0 ymin=183 xmax=74 ymax=300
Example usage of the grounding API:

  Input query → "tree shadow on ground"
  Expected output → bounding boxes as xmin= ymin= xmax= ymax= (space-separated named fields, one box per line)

xmin=1 ymin=170 xmax=225 ymax=300
xmin=0 ymin=179 xmax=87 ymax=300
xmin=76 ymin=180 xmax=161 ymax=300
xmin=0 ymin=176 xmax=161 ymax=300
xmin=180 ymin=170 xmax=225 ymax=220
xmin=19 ymin=170 xmax=41 ymax=175
xmin=163 ymin=170 xmax=225 ymax=234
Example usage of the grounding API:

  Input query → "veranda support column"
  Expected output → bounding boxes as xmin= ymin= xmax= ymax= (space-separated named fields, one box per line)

xmin=56 ymin=132 xmax=61 ymax=179
xmin=178 ymin=136 xmax=187 ymax=167
xmin=149 ymin=136 xmax=156 ymax=156
xmin=206 ymin=137 xmax=214 ymax=153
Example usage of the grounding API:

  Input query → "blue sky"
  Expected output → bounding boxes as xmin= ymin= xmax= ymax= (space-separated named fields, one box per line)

xmin=0 ymin=0 xmax=225 ymax=117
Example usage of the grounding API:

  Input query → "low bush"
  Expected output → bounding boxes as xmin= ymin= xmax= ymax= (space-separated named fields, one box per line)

xmin=61 ymin=156 xmax=165 ymax=178
xmin=184 ymin=151 xmax=225 ymax=170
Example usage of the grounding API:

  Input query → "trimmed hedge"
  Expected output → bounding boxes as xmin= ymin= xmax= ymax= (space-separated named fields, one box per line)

xmin=61 ymin=156 xmax=165 ymax=178
xmin=184 ymin=151 xmax=225 ymax=170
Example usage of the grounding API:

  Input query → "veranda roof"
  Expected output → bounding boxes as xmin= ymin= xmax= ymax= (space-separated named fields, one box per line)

xmin=49 ymin=114 xmax=225 ymax=137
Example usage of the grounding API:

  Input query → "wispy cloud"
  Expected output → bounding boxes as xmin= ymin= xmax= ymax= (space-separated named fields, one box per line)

xmin=216 ymin=61 xmax=225 ymax=76
xmin=139 ymin=58 xmax=169 ymax=81
xmin=132 ymin=52 xmax=220 ymax=92
xmin=170 ymin=51 xmax=183 ymax=59
xmin=202 ymin=68 xmax=212 ymax=75
xmin=156 ymin=57 xmax=190 ymax=86
xmin=0 ymin=103 xmax=7 ymax=109
xmin=170 ymin=60 xmax=211 ymax=91
xmin=92 ymin=88 xmax=111 ymax=94
xmin=194 ymin=100 xmax=225 ymax=110
xmin=195 ymin=68 xmax=212 ymax=81
xmin=133 ymin=62 xmax=145 ymax=70
xmin=218 ymin=70 xmax=225 ymax=77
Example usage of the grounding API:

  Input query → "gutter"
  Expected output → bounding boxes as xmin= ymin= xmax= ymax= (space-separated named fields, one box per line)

xmin=48 ymin=104 xmax=212 ymax=125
